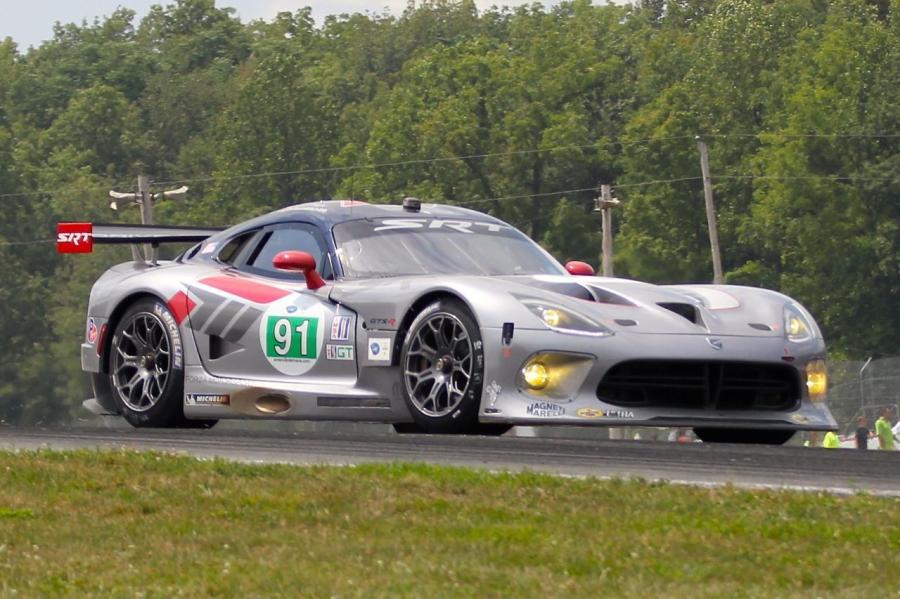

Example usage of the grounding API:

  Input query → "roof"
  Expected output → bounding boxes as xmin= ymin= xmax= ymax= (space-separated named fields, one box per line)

xmin=210 ymin=199 xmax=508 ymax=243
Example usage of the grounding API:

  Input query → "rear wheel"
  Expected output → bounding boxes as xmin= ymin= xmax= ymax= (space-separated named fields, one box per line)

xmin=693 ymin=428 xmax=795 ymax=445
xmin=109 ymin=298 xmax=215 ymax=429
xmin=400 ymin=299 xmax=484 ymax=434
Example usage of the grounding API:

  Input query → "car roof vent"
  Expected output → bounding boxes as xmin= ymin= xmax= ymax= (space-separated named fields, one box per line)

xmin=402 ymin=197 xmax=421 ymax=212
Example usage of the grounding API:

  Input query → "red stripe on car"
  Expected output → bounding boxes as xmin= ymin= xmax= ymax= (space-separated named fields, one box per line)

xmin=199 ymin=276 xmax=290 ymax=304
xmin=167 ymin=291 xmax=197 ymax=325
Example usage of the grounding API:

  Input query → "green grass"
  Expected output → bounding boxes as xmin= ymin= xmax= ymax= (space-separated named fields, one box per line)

xmin=0 ymin=451 xmax=897 ymax=597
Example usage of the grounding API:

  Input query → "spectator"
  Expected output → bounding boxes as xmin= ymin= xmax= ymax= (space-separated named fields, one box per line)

xmin=875 ymin=408 xmax=895 ymax=451
xmin=855 ymin=416 xmax=869 ymax=451
xmin=822 ymin=430 xmax=840 ymax=449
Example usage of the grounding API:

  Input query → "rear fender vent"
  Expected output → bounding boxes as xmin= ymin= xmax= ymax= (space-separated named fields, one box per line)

xmin=209 ymin=335 xmax=243 ymax=360
xmin=657 ymin=302 xmax=701 ymax=325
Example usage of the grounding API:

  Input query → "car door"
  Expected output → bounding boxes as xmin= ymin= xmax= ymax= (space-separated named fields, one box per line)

xmin=186 ymin=221 xmax=358 ymax=385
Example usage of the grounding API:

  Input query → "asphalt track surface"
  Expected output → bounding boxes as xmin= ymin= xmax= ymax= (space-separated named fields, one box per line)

xmin=1 ymin=425 xmax=899 ymax=496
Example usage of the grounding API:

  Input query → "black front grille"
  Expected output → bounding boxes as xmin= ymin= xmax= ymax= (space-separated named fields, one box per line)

xmin=597 ymin=360 xmax=801 ymax=411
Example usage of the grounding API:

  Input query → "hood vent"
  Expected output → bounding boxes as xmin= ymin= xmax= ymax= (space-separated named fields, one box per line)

xmin=529 ymin=280 xmax=596 ymax=302
xmin=657 ymin=302 xmax=701 ymax=325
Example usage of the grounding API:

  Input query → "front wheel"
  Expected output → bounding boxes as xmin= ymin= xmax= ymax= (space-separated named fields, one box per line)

xmin=109 ymin=298 xmax=210 ymax=428
xmin=400 ymin=299 xmax=484 ymax=434
xmin=693 ymin=428 xmax=795 ymax=445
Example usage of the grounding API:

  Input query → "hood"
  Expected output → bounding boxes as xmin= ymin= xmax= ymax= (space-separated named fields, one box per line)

xmin=500 ymin=275 xmax=788 ymax=337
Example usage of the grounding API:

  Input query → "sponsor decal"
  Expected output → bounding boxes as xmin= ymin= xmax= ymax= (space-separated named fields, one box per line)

xmin=286 ymin=305 xmax=298 ymax=313
xmin=56 ymin=222 xmax=93 ymax=253
xmin=200 ymin=242 xmax=217 ymax=255
xmin=185 ymin=393 xmax=230 ymax=406
xmin=326 ymin=344 xmax=354 ymax=361
xmin=527 ymin=402 xmax=565 ymax=417
xmin=154 ymin=304 xmax=183 ymax=369
xmin=259 ymin=299 xmax=326 ymax=375
xmin=87 ymin=318 xmax=98 ymax=344
xmin=576 ymin=408 xmax=604 ymax=419
xmin=368 ymin=317 xmax=396 ymax=328
xmin=331 ymin=315 xmax=352 ymax=341
xmin=368 ymin=338 xmax=391 ymax=361
xmin=791 ymin=413 xmax=811 ymax=424
xmin=373 ymin=219 xmax=505 ymax=234
xmin=576 ymin=407 xmax=634 ymax=419
xmin=473 ymin=340 xmax=483 ymax=351
xmin=486 ymin=380 xmax=502 ymax=407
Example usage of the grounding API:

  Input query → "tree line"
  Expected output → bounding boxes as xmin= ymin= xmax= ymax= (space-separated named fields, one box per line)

xmin=0 ymin=0 xmax=897 ymax=424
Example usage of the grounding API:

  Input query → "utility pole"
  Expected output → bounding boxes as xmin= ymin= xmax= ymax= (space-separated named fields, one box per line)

xmin=109 ymin=175 xmax=189 ymax=263
xmin=593 ymin=183 xmax=620 ymax=277
xmin=696 ymin=136 xmax=724 ymax=284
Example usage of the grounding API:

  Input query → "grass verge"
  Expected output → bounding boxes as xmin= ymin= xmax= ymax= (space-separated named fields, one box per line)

xmin=0 ymin=450 xmax=898 ymax=597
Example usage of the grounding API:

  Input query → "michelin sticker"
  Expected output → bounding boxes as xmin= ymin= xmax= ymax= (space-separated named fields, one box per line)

xmin=185 ymin=394 xmax=230 ymax=406
xmin=368 ymin=338 xmax=391 ymax=361
xmin=259 ymin=298 xmax=326 ymax=375
xmin=154 ymin=304 xmax=183 ymax=369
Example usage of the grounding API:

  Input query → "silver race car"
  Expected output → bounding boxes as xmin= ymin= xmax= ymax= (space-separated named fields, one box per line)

xmin=62 ymin=198 xmax=836 ymax=443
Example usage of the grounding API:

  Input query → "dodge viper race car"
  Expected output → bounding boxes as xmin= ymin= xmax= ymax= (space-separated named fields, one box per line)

xmin=60 ymin=198 xmax=836 ymax=444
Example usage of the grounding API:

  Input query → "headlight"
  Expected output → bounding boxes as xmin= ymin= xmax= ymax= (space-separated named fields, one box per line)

xmin=784 ymin=304 xmax=814 ymax=342
xmin=520 ymin=300 xmax=613 ymax=337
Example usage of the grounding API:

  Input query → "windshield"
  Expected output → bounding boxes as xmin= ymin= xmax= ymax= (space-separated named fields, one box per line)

xmin=333 ymin=218 xmax=566 ymax=278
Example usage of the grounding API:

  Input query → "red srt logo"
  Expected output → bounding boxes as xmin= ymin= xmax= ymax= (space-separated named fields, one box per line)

xmin=56 ymin=222 xmax=93 ymax=253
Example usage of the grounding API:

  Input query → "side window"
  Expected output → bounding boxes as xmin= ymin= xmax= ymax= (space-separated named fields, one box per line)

xmin=241 ymin=224 xmax=333 ymax=279
xmin=217 ymin=231 xmax=258 ymax=266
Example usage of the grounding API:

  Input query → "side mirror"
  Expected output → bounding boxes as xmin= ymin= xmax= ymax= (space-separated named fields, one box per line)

xmin=273 ymin=251 xmax=326 ymax=291
xmin=565 ymin=261 xmax=595 ymax=276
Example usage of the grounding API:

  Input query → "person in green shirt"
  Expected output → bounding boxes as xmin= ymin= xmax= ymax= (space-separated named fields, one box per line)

xmin=875 ymin=408 xmax=895 ymax=451
xmin=822 ymin=431 xmax=841 ymax=448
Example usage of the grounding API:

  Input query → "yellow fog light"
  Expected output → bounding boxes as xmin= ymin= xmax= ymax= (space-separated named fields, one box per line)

xmin=806 ymin=359 xmax=827 ymax=401
xmin=522 ymin=362 xmax=550 ymax=390
xmin=542 ymin=309 xmax=562 ymax=327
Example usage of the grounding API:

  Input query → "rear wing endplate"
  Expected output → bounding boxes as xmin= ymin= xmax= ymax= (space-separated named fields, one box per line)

xmin=57 ymin=222 xmax=224 ymax=261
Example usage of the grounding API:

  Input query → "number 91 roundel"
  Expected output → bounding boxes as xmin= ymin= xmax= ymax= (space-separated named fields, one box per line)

xmin=258 ymin=298 xmax=326 ymax=375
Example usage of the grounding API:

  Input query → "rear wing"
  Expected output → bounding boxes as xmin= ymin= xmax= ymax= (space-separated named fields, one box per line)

xmin=56 ymin=222 xmax=224 ymax=261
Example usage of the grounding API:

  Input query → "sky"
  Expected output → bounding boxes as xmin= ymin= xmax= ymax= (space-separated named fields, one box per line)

xmin=0 ymin=1 xmax=623 ymax=50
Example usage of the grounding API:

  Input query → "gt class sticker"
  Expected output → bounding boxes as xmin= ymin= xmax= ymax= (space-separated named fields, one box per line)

xmin=326 ymin=344 xmax=354 ymax=361
xmin=259 ymin=299 xmax=326 ymax=375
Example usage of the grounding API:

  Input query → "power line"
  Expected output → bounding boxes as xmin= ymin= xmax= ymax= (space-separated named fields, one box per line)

xmin=1 ymin=131 xmax=896 ymax=200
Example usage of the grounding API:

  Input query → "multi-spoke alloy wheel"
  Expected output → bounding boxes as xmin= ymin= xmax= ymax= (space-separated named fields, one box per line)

xmin=112 ymin=311 xmax=171 ymax=412
xmin=109 ymin=299 xmax=188 ymax=428
xmin=404 ymin=312 xmax=473 ymax=417
xmin=399 ymin=299 xmax=485 ymax=434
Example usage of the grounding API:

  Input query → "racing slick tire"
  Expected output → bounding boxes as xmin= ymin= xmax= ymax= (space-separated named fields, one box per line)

xmin=400 ymin=298 xmax=485 ymax=434
xmin=109 ymin=298 xmax=215 ymax=429
xmin=693 ymin=428 xmax=795 ymax=445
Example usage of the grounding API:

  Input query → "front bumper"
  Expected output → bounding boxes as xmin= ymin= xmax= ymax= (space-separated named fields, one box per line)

xmin=477 ymin=327 xmax=837 ymax=431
